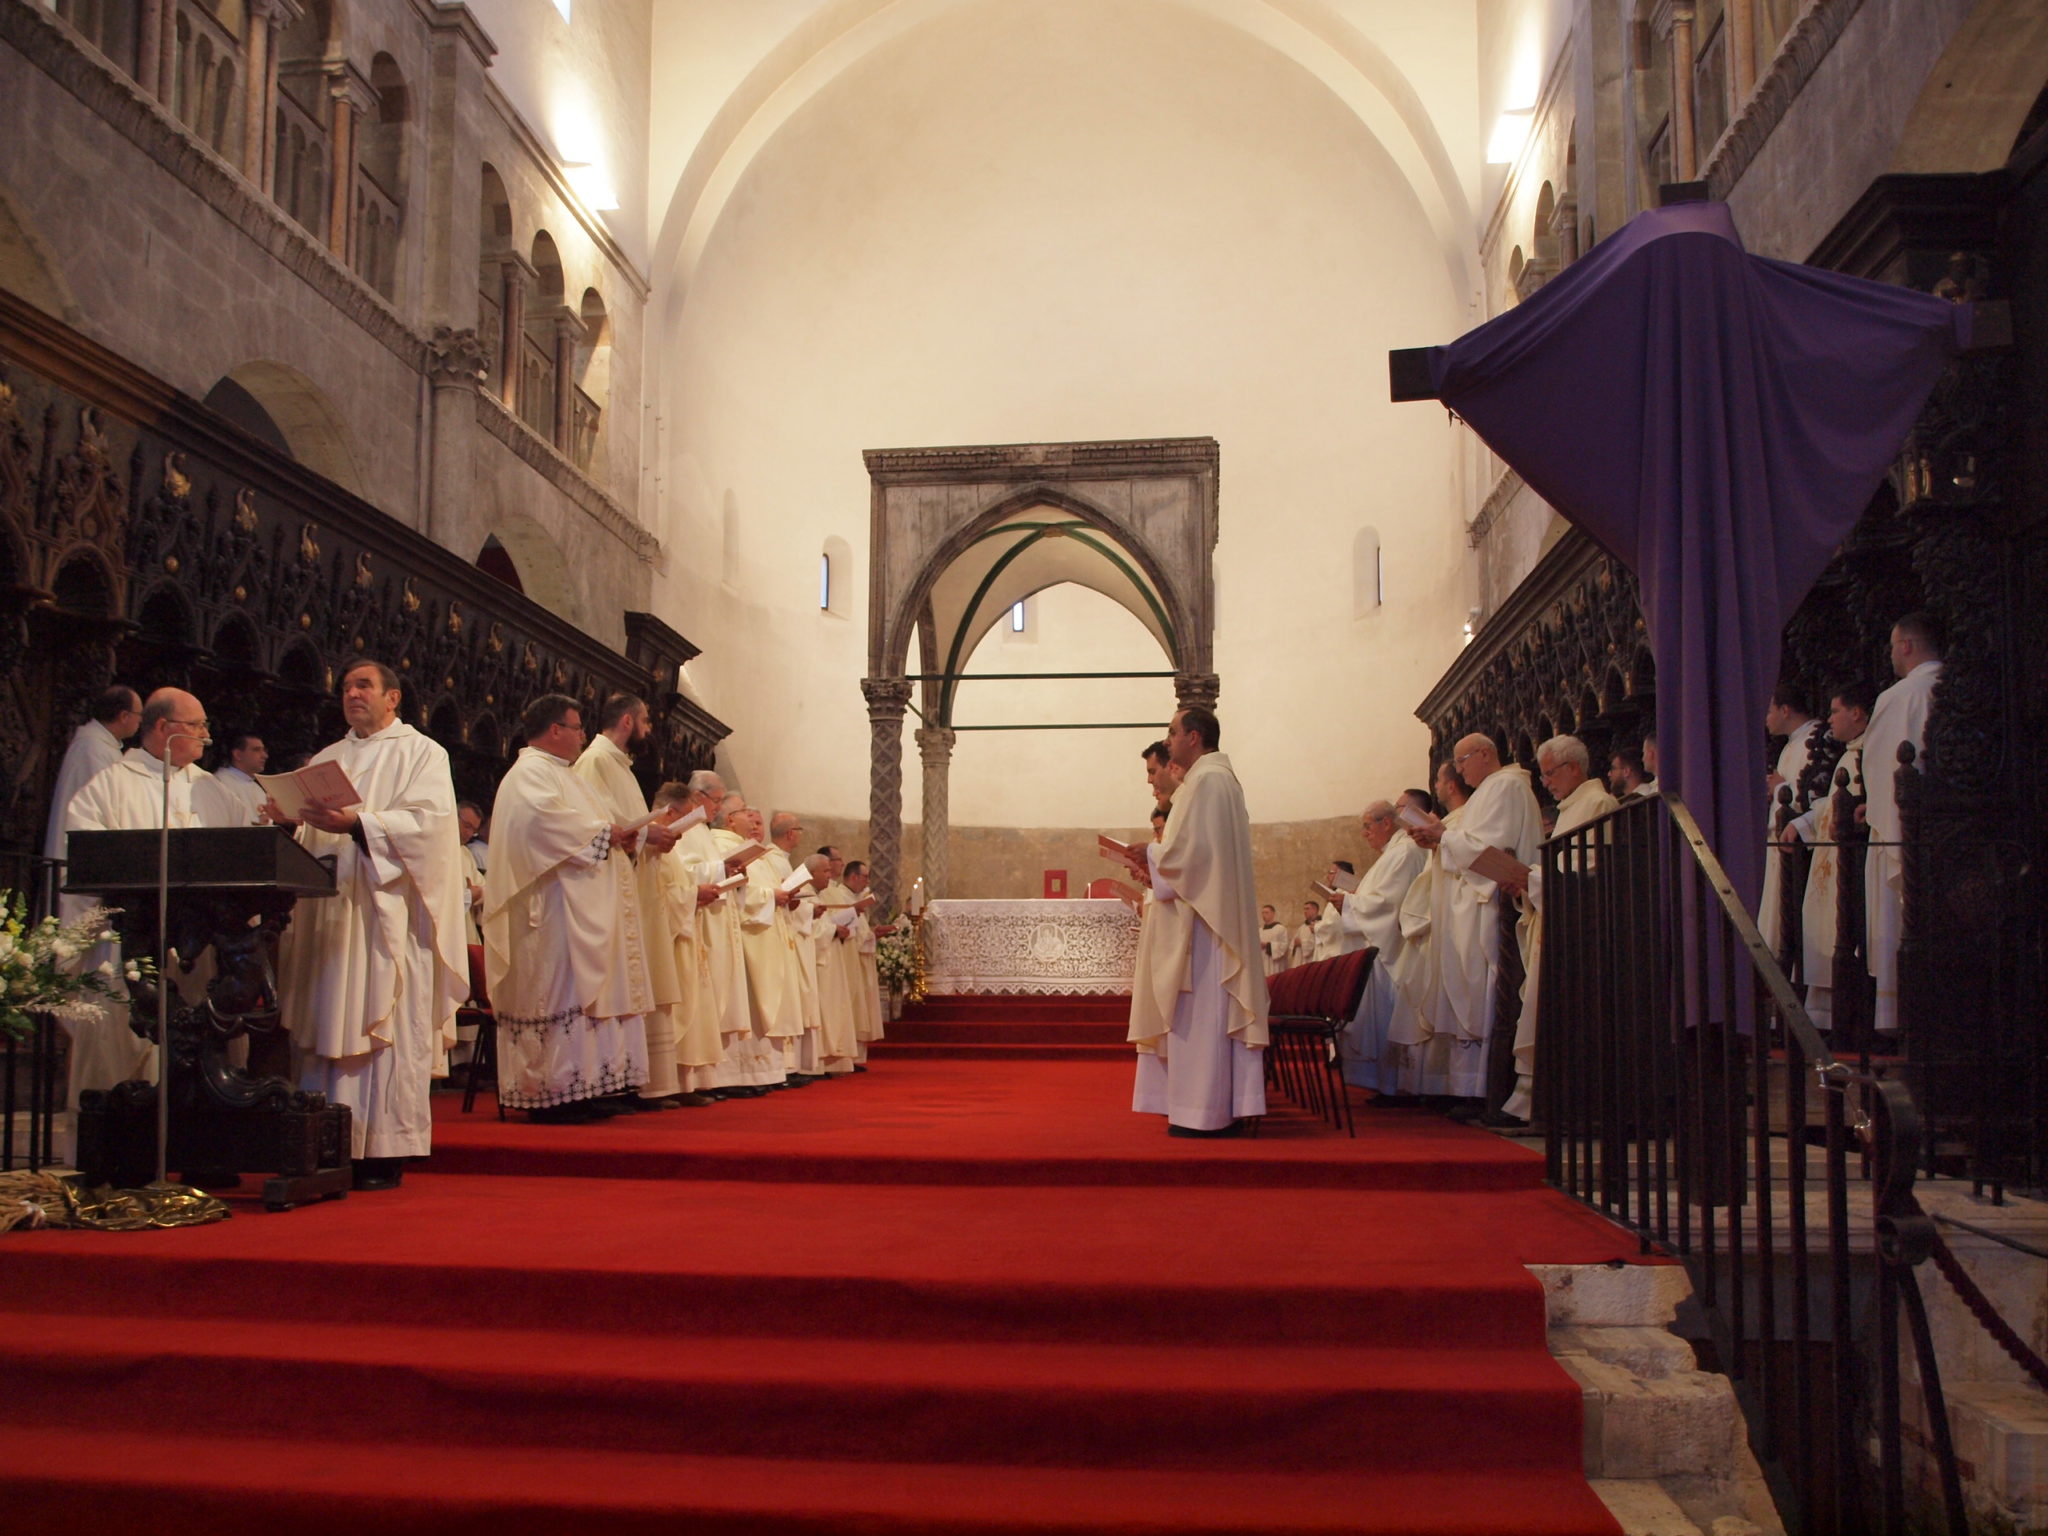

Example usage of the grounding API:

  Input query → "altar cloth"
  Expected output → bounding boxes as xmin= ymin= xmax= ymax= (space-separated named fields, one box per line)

xmin=923 ymin=898 xmax=1140 ymax=996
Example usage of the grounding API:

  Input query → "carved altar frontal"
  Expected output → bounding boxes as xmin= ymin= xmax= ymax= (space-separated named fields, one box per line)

xmin=923 ymin=899 xmax=1140 ymax=995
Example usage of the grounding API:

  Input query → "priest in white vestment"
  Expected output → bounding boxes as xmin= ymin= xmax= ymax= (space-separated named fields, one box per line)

xmin=43 ymin=685 xmax=140 ymax=861
xmin=646 ymin=774 xmax=734 ymax=1099
xmin=845 ymin=860 xmax=888 ymax=1063
xmin=62 ymin=688 xmax=234 ymax=1115
xmin=1409 ymin=735 xmax=1544 ymax=1105
xmin=783 ymin=849 xmax=840 ymax=1078
xmin=1258 ymin=906 xmax=1289 ymax=976
xmin=1782 ymin=687 xmax=1871 ymax=1032
xmin=210 ymin=730 xmax=269 ymax=826
xmin=574 ymin=694 xmax=690 ymax=1108
xmin=813 ymin=848 xmax=864 ymax=1075
xmin=1129 ymin=706 xmax=1268 ymax=1136
xmin=1387 ymin=767 xmax=1467 ymax=1098
xmin=274 ymin=662 xmax=470 ymax=1185
xmin=1758 ymin=696 xmax=1819 ymax=960
xmin=1863 ymin=614 xmax=1943 ymax=1034
xmin=1289 ymin=903 xmax=1321 ymax=969
xmin=689 ymin=789 xmax=776 ymax=1092
xmin=482 ymin=694 xmax=651 ymax=1122
xmin=737 ymin=808 xmax=808 ymax=1087
xmin=1310 ymin=876 xmax=1347 ymax=960
xmin=1337 ymin=802 xmax=1426 ymax=1093
xmin=1502 ymin=736 xmax=1619 ymax=1121
xmin=707 ymin=802 xmax=786 ymax=1093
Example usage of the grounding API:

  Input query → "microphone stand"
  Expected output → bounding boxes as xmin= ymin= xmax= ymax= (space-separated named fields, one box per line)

xmin=151 ymin=723 xmax=208 ymax=1189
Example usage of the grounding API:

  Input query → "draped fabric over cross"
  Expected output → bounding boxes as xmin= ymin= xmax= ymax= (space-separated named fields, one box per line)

xmin=482 ymin=747 xmax=649 ymax=1110
xmin=1421 ymin=201 xmax=1968 ymax=908
xmin=278 ymin=721 xmax=471 ymax=1158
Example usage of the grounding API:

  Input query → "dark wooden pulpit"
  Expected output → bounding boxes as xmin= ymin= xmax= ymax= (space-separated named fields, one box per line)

xmin=65 ymin=826 xmax=352 ymax=1210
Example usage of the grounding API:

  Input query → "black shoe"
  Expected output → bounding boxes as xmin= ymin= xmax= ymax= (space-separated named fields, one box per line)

xmin=853 ymin=1064 xmax=870 ymax=1073
xmin=1167 ymin=1120 xmax=1245 ymax=1139
xmin=351 ymin=1157 xmax=404 ymax=1191
xmin=629 ymin=1095 xmax=686 ymax=1112
xmin=675 ymin=1091 xmax=717 ymax=1107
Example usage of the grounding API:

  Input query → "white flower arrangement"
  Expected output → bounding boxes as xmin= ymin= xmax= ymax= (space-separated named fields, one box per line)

xmin=0 ymin=891 xmax=152 ymax=1043
xmin=875 ymin=922 xmax=918 ymax=995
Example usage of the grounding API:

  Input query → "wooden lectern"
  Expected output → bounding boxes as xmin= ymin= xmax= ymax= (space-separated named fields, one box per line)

xmin=65 ymin=826 xmax=351 ymax=1211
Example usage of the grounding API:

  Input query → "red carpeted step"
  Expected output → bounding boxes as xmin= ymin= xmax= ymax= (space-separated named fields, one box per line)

xmin=0 ymin=1425 xmax=1624 ymax=1535
xmin=882 ymin=1020 xmax=1129 ymax=1044
xmin=0 ymin=1313 xmax=1586 ymax=1473
xmin=866 ymin=1044 xmax=1128 ymax=1058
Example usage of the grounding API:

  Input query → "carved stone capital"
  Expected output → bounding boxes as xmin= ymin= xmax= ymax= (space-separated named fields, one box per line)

xmin=1173 ymin=672 xmax=1220 ymax=713
xmin=914 ymin=725 xmax=957 ymax=765
xmin=863 ymin=675 xmax=913 ymax=719
xmin=247 ymin=0 xmax=304 ymax=29
xmin=428 ymin=326 xmax=490 ymax=389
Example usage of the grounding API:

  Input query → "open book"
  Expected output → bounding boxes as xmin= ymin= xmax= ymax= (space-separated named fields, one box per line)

xmin=722 ymin=840 xmax=769 ymax=872
xmin=1311 ymin=880 xmax=1346 ymax=903
xmin=713 ymin=871 xmax=748 ymax=892
xmin=257 ymin=761 xmax=361 ymax=821
xmin=1465 ymin=844 xmax=1532 ymax=887
xmin=778 ymin=864 xmax=818 ymax=896
xmin=1098 ymin=833 xmax=1146 ymax=868
xmin=625 ymin=802 xmax=707 ymax=836
xmin=1396 ymin=802 xmax=1437 ymax=832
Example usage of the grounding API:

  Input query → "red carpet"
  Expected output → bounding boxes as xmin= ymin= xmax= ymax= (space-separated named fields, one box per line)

xmin=0 ymin=998 xmax=1650 ymax=1534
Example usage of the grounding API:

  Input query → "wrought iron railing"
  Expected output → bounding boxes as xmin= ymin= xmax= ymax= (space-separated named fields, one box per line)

xmin=1539 ymin=792 xmax=1967 ymax=1536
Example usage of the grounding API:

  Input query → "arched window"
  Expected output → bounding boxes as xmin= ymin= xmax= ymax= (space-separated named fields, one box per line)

xmin=478 ymin=164 xmax=514 ymax=394
xmin=1352 ymin=527 xmax=1382 ymax=618
xmin=820 ymin=535 xmax=852 ymax=618
xmin=355 ymin=53 xmax=407 ymax=299
xmin=522 ymin=232 xmax=565 ymax=440
xmin=272 ymin=0 xmax=331 ymax=238
xmin=571 ymin=287 xmax=608 ymax=476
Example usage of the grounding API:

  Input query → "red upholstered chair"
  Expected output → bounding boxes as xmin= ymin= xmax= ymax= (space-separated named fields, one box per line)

xmin=458 ymin=942 xmax=504 ymax=1118
xmin=1264 ymin=948 xmax=1374 ymax=1136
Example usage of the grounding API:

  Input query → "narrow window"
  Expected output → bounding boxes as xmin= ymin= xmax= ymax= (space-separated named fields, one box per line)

xmin=1011 ymin=600 xmax=1026 ymax=632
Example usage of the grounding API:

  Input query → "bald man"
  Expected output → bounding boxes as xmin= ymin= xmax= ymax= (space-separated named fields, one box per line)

xmin=1409 ymin=734 xmax=1543 ymax=1110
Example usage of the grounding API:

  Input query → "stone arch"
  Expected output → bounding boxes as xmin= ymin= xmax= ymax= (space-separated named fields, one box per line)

xmin=357 ymin=51 xmax=408 ymax=298
xmin=480 ymin=511 xmax=577 ymax=624
xmin=0 ymin=182 xmax=78 ymax=322
xmin=859 ymin=437 xmax=1216 ymax=907
xmin=206 ymin=361 xmax=366 ymax=496
xmin=1892 ymin=0 xmax=2048 ymax=173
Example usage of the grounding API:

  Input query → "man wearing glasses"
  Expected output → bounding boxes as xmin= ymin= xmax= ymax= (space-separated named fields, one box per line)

xmin=61 ymin=687 xmax=238 ymax=1117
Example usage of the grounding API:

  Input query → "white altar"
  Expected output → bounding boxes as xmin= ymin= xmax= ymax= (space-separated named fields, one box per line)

xmin=921 ymin=898 xmax=1141 ymax=995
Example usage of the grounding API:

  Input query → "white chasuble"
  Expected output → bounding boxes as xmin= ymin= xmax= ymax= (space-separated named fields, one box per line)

xmin=1433 ymin=765 xmax=1544 ymax=1098
xmin=811 ymin=879 xmax=861 ymax=1070
xmin=573 ymin=734 xmax=682 ymax=1099
xmin=45 ymin=719 xmax=127 ymax=859
xmin=741 ymin=849 xmax=805 ymax=1040
xmin=1336 ymin=831 xmax=1426 ymax=1092
xmin=1128 ymin=753 xmax=1267 ymax=1132
xmin=482 ymin=747 xmax=649 ymax=1109
xmin=278 ymin=721 xmax=470 ymax=1158
xmin=1862 ymin=661 xmax=1939 ymax=1033
xmin=1504 ymin=776 xmax=1618 ymax=1120
xmin=653 ymin=837 xmax=726 ymax=1076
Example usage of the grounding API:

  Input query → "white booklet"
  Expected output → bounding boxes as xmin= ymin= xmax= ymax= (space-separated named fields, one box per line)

xmin=258 ymin=761 xmax=362 ymax=821
xmin=778 ymin=864 xmax=817 ymax=896
xmin=626 ymin=801 xmax=707 ymax=836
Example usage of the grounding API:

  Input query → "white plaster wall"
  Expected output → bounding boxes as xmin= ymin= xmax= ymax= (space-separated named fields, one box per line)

xmin=655 ymin=0 xmax=1472 ymax=825
xmin=465 ymin=0 xmax=654 ymax=263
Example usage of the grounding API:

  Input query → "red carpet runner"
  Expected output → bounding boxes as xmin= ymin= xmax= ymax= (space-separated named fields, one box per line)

xmin=0 ymin=994 xmax=1649 ymax=1534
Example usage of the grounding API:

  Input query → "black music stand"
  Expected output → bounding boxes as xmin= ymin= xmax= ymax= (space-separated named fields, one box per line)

xmin=65 ymin=826 xmax=351 ymax=1211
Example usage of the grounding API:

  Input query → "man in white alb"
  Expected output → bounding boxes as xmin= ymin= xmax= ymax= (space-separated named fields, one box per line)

xmin=482 ymin=693 xmax=651 ymax=1123
xmin=1337 ymin=801 xmax=1426 ymax=1093
xmin=211 ymin=731 xmax=269 ymax=826
xmin=1501 ymin=735 xmax=1618 ymax=1121
xmin=1129 ymin=706 xmax=1268 ymax=1136
xmin=812 ymin=847 xmax=864 ymax=1076
xmin=62 ymin=687 xmax=234 ymax=1111
xmin=1315 ymin=863 xmax=1359 ymax=958
xmin=574 ymin=694 xmax=689 ymax=1109
xmin=682 ymin=782 xmax=770 ymax=1094
xmin=273 ymin=661 xmax=470 ymax=1188
xmin=1408 ymin=734 xmax=1544 ymax=1110
xmin=43 ymin=685 xmax=140 ymax=863
xmin=1258 ymin=905 xmax=1289 ymax=976
xmin=1781 ymin=684 xmax=1871 ymax=1031
xmin=1863 ymin=612 xmax=1944 ymax=1034
xmin=1290 ymin=901 xmax=1321 ymax=969
xmin=844 ymin=859 xmax=889 ymax=1065
xmin=1758 ymin=691 xmax=1820 ymax=962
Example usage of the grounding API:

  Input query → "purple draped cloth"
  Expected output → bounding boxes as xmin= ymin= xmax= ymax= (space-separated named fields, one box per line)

xmin=1425 ymin=202 xmax=1969 ymax=907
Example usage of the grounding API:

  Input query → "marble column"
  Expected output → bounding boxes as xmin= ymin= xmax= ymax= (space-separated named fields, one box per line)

xmin=426 ymin=326 xmax=487 ymax=546
xmin=862 ymin=677 xmax=912 ymax=915
xmin=1669 ymin=4 xmax=1698 ymax=181
xmin=498 ymin=254 xmax=532 ymax=412
xmin=915 ymin=725 xmax=956 ymax=900
xmin=325 ymin=67 xmax=372 ymax=264
xmin=552 ymin=310 xmax=581 ymax=452
xmin=1727 ymin=0 xmax=1756 ymax=105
